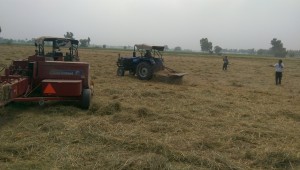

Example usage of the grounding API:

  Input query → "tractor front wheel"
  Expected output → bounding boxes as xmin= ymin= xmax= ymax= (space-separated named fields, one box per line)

xmin=136 ymin=62 xmax=153 ymax=80
xmin=117 ymin=67 xmax=125 ymax=76
xmin=81 ymin=89 xmax=91 ymax=109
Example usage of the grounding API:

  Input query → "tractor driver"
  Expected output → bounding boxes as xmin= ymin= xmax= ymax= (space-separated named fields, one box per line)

xmin=144 ymin=50 xmax=152 ymax=58
xmin=53 ymin=46 xmax=63 ymax=61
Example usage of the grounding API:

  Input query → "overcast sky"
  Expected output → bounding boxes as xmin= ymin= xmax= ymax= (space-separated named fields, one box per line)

xmin=0 ymin=0 xmax=299 ymax=50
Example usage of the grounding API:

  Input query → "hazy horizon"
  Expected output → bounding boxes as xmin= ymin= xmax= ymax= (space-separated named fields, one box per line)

xmin=0 ymin=0 xmax=299 ymax=51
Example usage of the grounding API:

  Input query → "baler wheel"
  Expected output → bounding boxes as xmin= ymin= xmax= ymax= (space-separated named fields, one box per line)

xmin=39 ymin=100 xmax=45 ymax=106
xmin=81 ymin=89 xmax=91 ymax=109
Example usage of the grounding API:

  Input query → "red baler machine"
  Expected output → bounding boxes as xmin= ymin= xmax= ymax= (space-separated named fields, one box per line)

xmin=0 ymin=37 xmax=93 ymax=109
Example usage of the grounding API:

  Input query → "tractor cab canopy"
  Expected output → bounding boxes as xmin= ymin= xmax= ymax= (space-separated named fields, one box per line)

xmin=134 ymin=44 xmax=165 ymax=58
xmin=134 ymin=44 xmax=164 ymax=51
xmin=34 ymin=36 xmax=79 ymax=61
xmin=35 ymin=36 xmax=79 ymax=47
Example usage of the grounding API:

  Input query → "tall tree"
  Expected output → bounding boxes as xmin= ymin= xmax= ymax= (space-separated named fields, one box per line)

xmin=64 ymin=32 xmax=74 ymax=39
xmin=0 ymin=26 xmax=2 ymax=35
xmin=270 ymin=38 xmax=287 ymax=57
xmin=200 ymin=38 xmax=213 ymax=52
xmin=214 ymin=46 xmax=222 ymax=55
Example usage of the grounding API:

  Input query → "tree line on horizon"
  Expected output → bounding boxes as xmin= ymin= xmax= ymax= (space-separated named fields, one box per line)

xmin=199 ymin=37 xmax=293 ymax=58
xmin=0 ymin=28 xmax=299 ymax=57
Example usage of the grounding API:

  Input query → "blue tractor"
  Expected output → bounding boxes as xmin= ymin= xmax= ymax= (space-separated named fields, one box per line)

xmin=117 ymin=44 xmax=166 ymax=80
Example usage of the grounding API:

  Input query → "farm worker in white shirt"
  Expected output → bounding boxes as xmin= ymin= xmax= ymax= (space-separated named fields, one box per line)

xmin=273 ymin=59 xmax=284 ymax=85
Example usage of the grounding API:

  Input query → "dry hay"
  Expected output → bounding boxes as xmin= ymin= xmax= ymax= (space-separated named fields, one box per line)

xmin=153 ymin=69 xmax=184 ymax=84
xmin=0 ymin=45 xmax=299 ymax=169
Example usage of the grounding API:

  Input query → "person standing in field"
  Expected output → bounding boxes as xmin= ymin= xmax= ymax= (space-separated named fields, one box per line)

xmin=223 ymin=56 xmax=229 ymax=70
xmin=272 ymin=59 xmax=284 ymax=85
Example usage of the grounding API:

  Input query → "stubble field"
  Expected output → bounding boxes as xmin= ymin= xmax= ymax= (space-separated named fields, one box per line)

xmin=0 ymin=45 xmax=299 ymax=169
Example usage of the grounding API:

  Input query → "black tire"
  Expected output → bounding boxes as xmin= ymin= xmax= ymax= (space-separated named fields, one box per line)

xmin=117 ymin=67 xmax=125 ymax=76
xmin=81 ymin=89 xmax=91 ymax=109
xmin=136 ymin=62 xmax=153 ymax=80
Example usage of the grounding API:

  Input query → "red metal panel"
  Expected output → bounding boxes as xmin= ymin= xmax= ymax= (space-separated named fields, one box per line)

xmin=42 ymin=79 xmax=82 ymax=97
xmin=37 ymin=61 xmax=90 ymax=88
xmin=11 ymin=78 xmax=29 ymax=98
xmin=1 ymin=77 xmax=29 ymax=100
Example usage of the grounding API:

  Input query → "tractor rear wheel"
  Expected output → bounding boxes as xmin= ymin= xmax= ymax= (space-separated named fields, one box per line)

xmin=136 ymin=62 xmax=153 ymax=80
xmin=117 ymin=67 xmax=125 ymax=76
xmin=81 ymin=89 xmax=91 ymax=109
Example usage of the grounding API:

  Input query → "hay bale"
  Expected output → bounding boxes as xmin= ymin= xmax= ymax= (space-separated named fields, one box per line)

xmin=1 ymin=84 xmax=11 ymax=101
